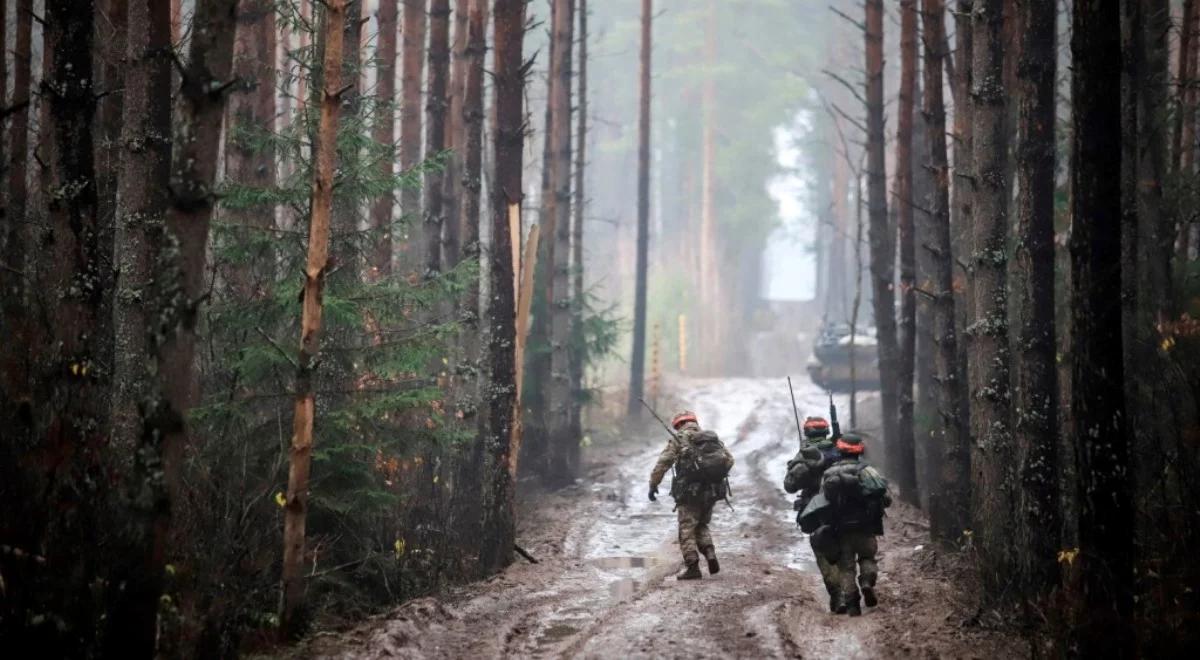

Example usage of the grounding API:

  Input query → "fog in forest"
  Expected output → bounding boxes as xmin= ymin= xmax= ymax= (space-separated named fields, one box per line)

xmin=1 ymin=0 xmax=1198 ymax=657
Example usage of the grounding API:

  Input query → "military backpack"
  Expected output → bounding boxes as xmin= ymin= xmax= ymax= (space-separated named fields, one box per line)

xmin=675 ymin=429 xmax=734 ymax=484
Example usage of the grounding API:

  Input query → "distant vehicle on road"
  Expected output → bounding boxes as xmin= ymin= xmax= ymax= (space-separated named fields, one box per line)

xmin=806 ymin=321 xmax=881 ymax=392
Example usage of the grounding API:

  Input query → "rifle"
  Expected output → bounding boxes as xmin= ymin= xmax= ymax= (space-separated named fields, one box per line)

xmin=786 ymin=376 xmax=804 ymax=447
xmin=828 ymin=392 xmax=842 ymax=439
xmin=639 ymin=398 xmax=678 ymax=439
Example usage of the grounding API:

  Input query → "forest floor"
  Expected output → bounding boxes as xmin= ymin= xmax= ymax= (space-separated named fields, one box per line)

xmin=294 ymin=377 xmax=1025 ymax=659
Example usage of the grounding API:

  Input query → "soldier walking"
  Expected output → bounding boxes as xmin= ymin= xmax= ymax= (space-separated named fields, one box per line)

xmin=648 ymin=411 xmax=734 ymax=580
xmin=815 ymin=432 xmax=891 ymax=616
xmin=783 ymin=416 xmax=843 ymax=610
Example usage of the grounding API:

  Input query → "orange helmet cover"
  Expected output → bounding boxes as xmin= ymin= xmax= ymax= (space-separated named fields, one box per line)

xmin=671 ymin=411 xmax=698 ymax=429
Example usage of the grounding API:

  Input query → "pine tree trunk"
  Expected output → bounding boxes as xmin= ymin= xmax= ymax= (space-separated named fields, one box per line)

xmin=1010 ymin=0 xmax=1059 ymax=594
xmin=951 ymin=0 xmax=974 ymax=427
xmin=401 ymin=0 xmax=427 ymax=267
xmin=480 ymin=0 xmax=527 ymax=573
xmin=424 ymin=0 xmax=450 ymax=275
xmin=568 ymin=0 xmax=588 ymax=458
xmin=967 ymin=0 xmax=1015 ymax=588
xmin=157 ymin=0 xmax=237 ymax=497
xmin=1178 ymin=0 xmax=1198 ymax=267
xmin=35 ymin=3 xmax=107 ymax=653
xmin=893 ymin=0 xmax=919 ymax=505
xmin=370 ymin=0 xmax=399 ymax=279
xmin=106 ymin=4 xmax=173 ymax=650
xmin=443 ymin=0 xmax=469 ymax=267
xmin=281 ymin=0 xmax=347 ymax=637
xmin=626 ymin=0 xmax=651 ymax=417
xmin=865 ymin=0 xmax=898 ymax=454
xmin=1070 ymin=0 xmax=1132 ymax=651
xmin=1 ymin=0 xmax=33 ymax=433
xmin=547 ymin=0 xmax=575 ymax=483
xmin=921 ymin=0 xmax=971 ymax=545
xmin=224 ymin=0 xmax=277 ymax=294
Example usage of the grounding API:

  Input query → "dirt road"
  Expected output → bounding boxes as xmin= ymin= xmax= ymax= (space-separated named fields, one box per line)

xmin=303 ymin=378 xmax=1021 ymax=659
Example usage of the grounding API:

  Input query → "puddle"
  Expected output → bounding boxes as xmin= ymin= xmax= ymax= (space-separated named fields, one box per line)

xmin=590 ymin=556 xmax=660 ymax=569
xmin=609 ymin=577 xmax=640 ymax=601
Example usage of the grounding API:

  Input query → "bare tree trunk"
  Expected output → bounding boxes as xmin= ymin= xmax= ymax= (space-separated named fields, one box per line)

xmin=1 ymin=0 xmax=33 ymax=431
xmin=893 ymin=0 xmax=919 ymax=504
xmin=626 ymin=0 xmax=651 ymax=418
xmin=106 ymin=3 xmax=172 ymax=649
xmin=281 ymin=0 xmax=347 ymax=637
xmin=331 ymin=0 xmax=363 ymax=282
xmin=33 ymin=3 xmax=107 ymax=652
xmin=1178 ymin=1 xmax=1198 ymax=268
xmin=401 ymin=0 xmax=427 ymax=266
xmin=480 ymin=0 xmax=527 ymax=573
xmin=1070 ymin=0 xmax=1132 ymax=651
xmin=424 ymin=0 xmax=450 ymax=274
xmin=568 ymin=0 xmax=588 ymax=459
xmin=699 ymin=0 xmax=717 ymax=376
xmin=951 ymin=0 xmax=974 ymax=428
xmin=865 ymin=0 xmax=898 ymax=453
xmin=369 ymin=0 xmax=399 ymax=279
xmin=1011 ymin=0 xmax=1059 ymax=595
xmin=547 ymin=0 xmax=575 ymax=483
xmin=967 ymin=0 xmax=1015 ymax=588
xmin=444 ymin=0 xmax=469 ymax=267
xmin=223 ymin=0 xmax=277 ymax=296
xmin=921 ymin=0 xmax=970 ymax=544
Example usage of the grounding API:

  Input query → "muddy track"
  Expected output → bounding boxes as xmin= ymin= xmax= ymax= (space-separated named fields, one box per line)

xmin=299 ymin=378 xmax=1021 ymax=659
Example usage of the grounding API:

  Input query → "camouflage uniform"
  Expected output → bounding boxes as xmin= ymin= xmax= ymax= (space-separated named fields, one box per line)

xmin=649 ymin=423 xmax=728 ymax=570
xmin=783 ymin=439 xmax=840 ymax=606
xmin=822 ymin=456 xmax=890 ymax=615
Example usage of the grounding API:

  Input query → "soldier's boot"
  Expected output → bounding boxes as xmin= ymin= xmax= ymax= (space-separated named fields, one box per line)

xmin=835 ymin=593 xmax=861 ymax=616
xmin=846 ymin=600 xmax=862 ymax=617
xmin=676 ymin=562 xmax=703 ymax=580
xmin=828 ymin=594 xmax=838 ymax=613
xmin=859 ymin=575 xmax=878 ymax=607
xmin=702 ymin=546 xmax=720 ymax=575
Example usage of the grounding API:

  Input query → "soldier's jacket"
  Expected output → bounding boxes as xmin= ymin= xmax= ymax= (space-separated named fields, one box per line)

xmin=784 ymin=439 xmax=838 ymax=517
xmin=649 ymin=424 xmax=732 ymax=504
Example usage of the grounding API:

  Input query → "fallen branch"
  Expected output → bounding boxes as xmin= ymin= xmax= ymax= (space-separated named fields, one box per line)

xmin=514 ymin=543 xmax=539 ymax=564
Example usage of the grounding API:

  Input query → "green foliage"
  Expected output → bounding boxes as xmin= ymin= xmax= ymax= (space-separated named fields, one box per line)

xmin=174 ymin=2 xmax=476 ymax=647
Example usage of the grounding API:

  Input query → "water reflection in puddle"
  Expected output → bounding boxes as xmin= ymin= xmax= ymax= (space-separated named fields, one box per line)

xmin=590 ymin=556 xmax=660 ymax=569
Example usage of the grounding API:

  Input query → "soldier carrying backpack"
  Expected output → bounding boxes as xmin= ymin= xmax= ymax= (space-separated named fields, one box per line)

xmin=800 ymin=432 xmax=891 ymax=616
xmin=648 ymin=410 xmax=735 ymax=580
xmin=783 ymin=416 xmax=843 ymax=611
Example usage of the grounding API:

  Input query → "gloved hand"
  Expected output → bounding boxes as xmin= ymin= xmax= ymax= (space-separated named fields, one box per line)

xmin=649 ymin=485 xmax=658 ymax=502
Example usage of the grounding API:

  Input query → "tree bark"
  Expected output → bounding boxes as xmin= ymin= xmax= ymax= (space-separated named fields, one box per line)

xmin=546 ymin=0 xmax=575 ymax=483
xmin=1070 ymin=0 xmax=1132 ymax=652
xmin=951 ymin=0 xmax=974 ymax=428
xmin=106 ymin=3 xmax=173 ymax=650
xmin=424 ymin=0 xmax=451 ymax=275
xmin=401 ymin=0 xmax=427 ymax=266
xmin=626 ymin=0 xmax=651 ymax=417
xmin=1010 ymin=0 xmax=1059 ymax=594
xmin=480 ymin=0 xmax=527 ymax=573
xmin=568 ymin=0 xmax=588 ymax=459
xmin=920 ymin=0 xmax=970 ymax=545
xmin=370 ymin=1 xmax=399 ymax=280
xmin=967 ymin=0 xmax=1015 ymax=589
xmin=893 ymin=0 xmax=919 ymax=505
xmin=443 ymin=0 xmax=469 ymax=267
xmin=224 ymin=0 xmax=277 ymax=294
xmin=1 ymin=0 xmax=34 ymax=432
xmin=33 ymin=3 xmax=108 ymax=653
xmin=281 ymin=0 xmax=347 ymax=637
xmin=864 ymin=0 xmax=898 ymax=456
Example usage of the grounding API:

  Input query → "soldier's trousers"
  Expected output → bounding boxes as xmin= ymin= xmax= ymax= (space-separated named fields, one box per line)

xmin=812 ymin=538 xmax=840 ymax=598
xmin=835 ymin=531 xmax=878 ymax=605
xmin=676 ymin=500 xmax=715 ymax=564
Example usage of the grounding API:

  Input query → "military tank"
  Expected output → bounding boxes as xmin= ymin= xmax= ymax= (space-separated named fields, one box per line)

xmin=805 ymin=321 xmax=881 ymax=391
